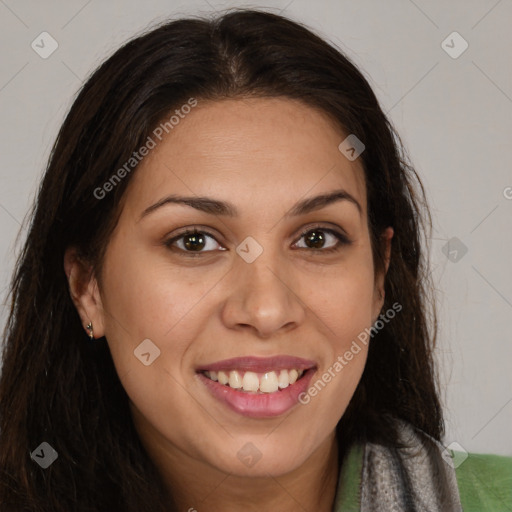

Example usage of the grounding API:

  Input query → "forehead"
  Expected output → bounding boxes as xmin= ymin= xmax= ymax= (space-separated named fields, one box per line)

xmin=122 ymin=97 xmax=367 ymax=219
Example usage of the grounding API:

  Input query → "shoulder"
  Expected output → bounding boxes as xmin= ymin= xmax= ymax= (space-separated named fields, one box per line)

xmin=453 ymin=451 xmax=512 ymax=511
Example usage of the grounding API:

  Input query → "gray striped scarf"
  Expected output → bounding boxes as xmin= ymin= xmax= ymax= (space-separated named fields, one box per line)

xmin=360 ymin=420 xmax=463 ymax=511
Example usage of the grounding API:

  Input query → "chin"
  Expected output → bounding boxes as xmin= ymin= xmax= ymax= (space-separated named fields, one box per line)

xmin=204 ymin=437 xmax=314 ymax=478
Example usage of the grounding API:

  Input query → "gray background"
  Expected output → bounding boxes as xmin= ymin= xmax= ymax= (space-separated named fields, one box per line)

xmin=1 ymin=0 xmax=511 ymax=456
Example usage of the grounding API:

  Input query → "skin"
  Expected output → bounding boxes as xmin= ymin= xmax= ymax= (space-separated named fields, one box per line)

xmin=65 ymin=97 xmax=392 ymax=512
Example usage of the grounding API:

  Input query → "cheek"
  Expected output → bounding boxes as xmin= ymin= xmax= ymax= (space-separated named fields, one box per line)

xmin=305 ymin=255 xmax=376 ymax=345
xmin=98 ymin=247 xmax=218 ymax=454
xmin=296 ymin=249 xmax=375 ymax=415
xmin=99 ymin=234 xmax=224 ymax=361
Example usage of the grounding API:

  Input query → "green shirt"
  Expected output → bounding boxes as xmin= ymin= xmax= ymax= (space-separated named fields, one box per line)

xmin=333 ymin=444 xmax=512 ymax=511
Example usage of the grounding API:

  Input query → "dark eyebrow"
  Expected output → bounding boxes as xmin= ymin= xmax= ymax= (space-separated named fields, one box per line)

xmin=138 ymin=189 xmax=362 ymax=221
xmin=285 ymin=190 xmax=362 ymax=218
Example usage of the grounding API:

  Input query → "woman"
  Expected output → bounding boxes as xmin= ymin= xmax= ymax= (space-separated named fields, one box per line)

xmin=0 ymin=8 xmax=510 ymax=512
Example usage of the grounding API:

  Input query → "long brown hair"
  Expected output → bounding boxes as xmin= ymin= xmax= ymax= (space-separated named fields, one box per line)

xmin=0 ymin=9 xmax=442 ymax=511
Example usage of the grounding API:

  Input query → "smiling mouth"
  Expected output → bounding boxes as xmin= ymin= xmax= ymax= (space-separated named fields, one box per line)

xmin=197 ymin=357 xmax=317 ymax=417
xmin=202 ymin=368 xmax=306 ymax=394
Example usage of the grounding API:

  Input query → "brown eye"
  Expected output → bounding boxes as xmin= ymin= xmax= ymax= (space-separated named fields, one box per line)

xmin=304 ymin=230 xmax=327 ymax=249
xmin=165 ymin=225 xmax=350 ymax=258
xmin=165 ymin=229 xmax=225 ymax=255
xmin=294 ymin=226 xmax=351 ymax=253
xmin=182 ymin=232 xmax=207 ymax=251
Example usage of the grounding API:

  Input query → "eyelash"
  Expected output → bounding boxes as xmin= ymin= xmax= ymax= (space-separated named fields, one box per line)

xmin=163 ymin=224 xmax=351 ymax=257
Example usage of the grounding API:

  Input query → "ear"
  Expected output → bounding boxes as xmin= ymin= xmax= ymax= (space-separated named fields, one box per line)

xmin=372 ymin=226 xmax=394 ymax=321
xmin=63 ymin=246 xmax=106 ymax=339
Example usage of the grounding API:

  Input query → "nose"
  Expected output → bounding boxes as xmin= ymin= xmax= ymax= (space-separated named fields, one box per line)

xmin=221 ymin=245 xmax=306 ymax=338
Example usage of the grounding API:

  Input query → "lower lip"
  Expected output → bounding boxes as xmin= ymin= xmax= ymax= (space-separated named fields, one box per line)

xmin=197 ymin=369 xmax=316 ymax=418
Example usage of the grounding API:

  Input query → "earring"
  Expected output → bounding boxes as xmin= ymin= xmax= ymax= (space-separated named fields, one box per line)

xmin=86 ymin=322 xmax=94 ymax=340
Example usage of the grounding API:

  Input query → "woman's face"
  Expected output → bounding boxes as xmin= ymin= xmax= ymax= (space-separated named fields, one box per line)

xmin=78 ymin=97 xmax=391 ymax=478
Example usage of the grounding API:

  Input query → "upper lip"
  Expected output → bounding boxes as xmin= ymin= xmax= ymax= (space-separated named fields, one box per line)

xmin=197 ymin=355 xmax=317 ymax=373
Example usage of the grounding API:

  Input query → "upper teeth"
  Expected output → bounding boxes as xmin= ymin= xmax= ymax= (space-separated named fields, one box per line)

xmin=204 ymin=369 xmax=304 ymax=393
